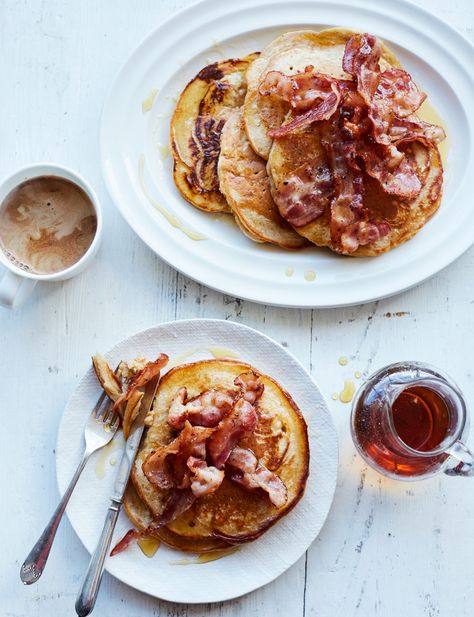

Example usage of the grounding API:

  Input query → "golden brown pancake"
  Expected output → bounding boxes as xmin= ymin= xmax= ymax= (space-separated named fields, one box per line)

xmin=131 ymin=359 xmax=309 ymax=544
xmin=218 ymin=108 xmax=307 ymax=248
xmin=265 ymin=30 xmax=444 ymax=256
xmin=269 ymin=128 xmax=443 ymax=255
xmin=244 ymin=29 xmax=372 ymax=160
xmin=123 ymin=483 xmax=230 ymax=552
xmin=170 ymin=54 xmax=259 ymax=213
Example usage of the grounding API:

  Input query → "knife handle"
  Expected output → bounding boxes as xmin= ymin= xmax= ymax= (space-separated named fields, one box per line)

xmin=75 ymin=499 xmax=121 ymax=617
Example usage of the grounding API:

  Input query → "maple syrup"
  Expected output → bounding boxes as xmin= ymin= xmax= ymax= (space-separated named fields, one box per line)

xmin=391 ymin=387 xmax=450 ymax=452
xmin=351 ymin=362 xmax=470 ymax=479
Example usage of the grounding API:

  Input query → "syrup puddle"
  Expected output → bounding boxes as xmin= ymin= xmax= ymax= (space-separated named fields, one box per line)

xmin=137 ymin=537 xmax=161 ymax=558
xmin=170 ymin=547 xmax=239 ymax=565
xmin=417 ymin=100 xmax=449 ymax=165
xmin=207 ymin=347 xmax=240 ymax=359
xmin=138 ymin=155 xmax=206 ymax=241
xmin=339 ymin=379 xmax=356 ymax=404
xmin=142 ymin=88 xmax=158 ymax=114
xmin=95 ymin=437 xmax=122 ymax=480
xmin=168 ymin=347 xmax=240 ymax=368
xmin=304 ymin=270 xmax=316 ymax=282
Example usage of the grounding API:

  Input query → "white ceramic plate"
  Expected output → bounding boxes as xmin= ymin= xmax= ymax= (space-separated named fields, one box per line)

xmin=56 ymin=319 xmax=338 ymax=603
xmin=100 ymin=0 xmax=474 ymax=308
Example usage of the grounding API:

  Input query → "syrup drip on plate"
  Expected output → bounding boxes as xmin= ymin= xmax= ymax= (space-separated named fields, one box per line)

xmin=137 ymin=537 xmax=161 ymax=558
xmin=95 ymin=438 xmax=121 ymax=480
xmin=142 ymin=88 xmax=158 ymax=113
xmin=138 ymin=155 xmax=206 ymax=241
xmin=417 ymin=101 xmax=449 ymax=165
xmin=170 ymin=547 xmax=239 ymax=565
xmin=207 ymin=347 xmax=240 ymax=359
xmin=168 ymin=347 xmax=240 ymax=368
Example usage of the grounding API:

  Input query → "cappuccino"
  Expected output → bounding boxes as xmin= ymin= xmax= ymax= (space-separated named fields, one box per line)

xmin=0 ymin=176 xmax=97 ymax=275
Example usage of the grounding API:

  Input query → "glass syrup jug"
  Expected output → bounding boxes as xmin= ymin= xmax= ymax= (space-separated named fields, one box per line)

xmin=351 ymin=362 xmax=474 ymax=480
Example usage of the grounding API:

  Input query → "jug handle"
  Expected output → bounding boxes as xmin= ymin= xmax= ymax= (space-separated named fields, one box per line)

xmin=445 ymin=441 xmax=474 ymax=477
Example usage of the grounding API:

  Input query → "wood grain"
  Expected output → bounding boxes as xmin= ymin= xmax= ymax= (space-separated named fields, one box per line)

xmin=1 ymin=1 xmax=473 ymax=615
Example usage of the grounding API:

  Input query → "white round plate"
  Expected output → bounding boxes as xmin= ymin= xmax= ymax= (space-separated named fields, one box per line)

xmin=56 ymin=319 xmax=338 ymax=603
xmin=100 ymin=0 xmax=474 ymax=308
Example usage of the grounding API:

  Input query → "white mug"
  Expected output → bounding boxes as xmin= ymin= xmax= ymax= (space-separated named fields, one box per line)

xmin=0 ymin=163 xmax=102 ymax=309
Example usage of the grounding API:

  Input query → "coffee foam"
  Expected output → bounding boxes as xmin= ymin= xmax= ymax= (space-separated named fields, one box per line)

xmin=0 ymin=176 xmax=97 ymax=275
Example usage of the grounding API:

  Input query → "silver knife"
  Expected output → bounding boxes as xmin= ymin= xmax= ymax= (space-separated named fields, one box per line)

xmin=75 ymin=373 xmax=160 ymax=617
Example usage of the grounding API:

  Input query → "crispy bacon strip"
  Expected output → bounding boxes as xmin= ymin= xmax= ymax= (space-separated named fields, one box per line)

xmin=389 ymin=117 xmax=445 ymax=146
xmin=122 ymin=390 xmax=144 ymax=440
xmin=234 ymin=372 xmax=264 ymax=404
xmin=320 ymin=108 xmax=390 ymax=254
xmin=342 ymin=33 xmax=443 ymax=150
xmin=273 ymin=161 xmax=333 ymax=227
xmin=207 ymin=373 xmax=263 ymax=468
xmin=259 ymin=68 xmax=337 ymax=111
xmin=227 ymin=447 xmax=288 ymax=508
xmin=187 ymin=456 xmax=224 ymax=497
xmin=358 ymin=142 xmax=422 ymax=199
xmin=208 ymin=398 xmax=258 ymax=469
xmin=376 ymin=68 xmax=426 ymax=119
xmin=142 ymin=421 xmax=213 ymax=490
xmin=259 ymin=69 xmax=344 ymax=137
xmin=167 ymin=387 xmax=235 ymax=429
xmin=259 ymin=66 xmax=344 ymax=138
xmin=110 ymin=529 xmax=139 ymax=556
xmin=110 ymin=489 xmax=195 ymax=556
xmin=112 ymin=354 xmax=169 ymax=413
xmin=269 ymin=91 xmax=341 ymax=137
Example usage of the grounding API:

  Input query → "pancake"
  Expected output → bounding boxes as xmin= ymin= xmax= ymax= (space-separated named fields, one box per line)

xmin=244 ymin=28 xmax=380 ymax=160
xmin=217 ymin=108 xmax=307 ymax=248
xmin=131 ymin=359 xmax=309 ymax=544
xmin=170 ymin=54 xmax=259 ymax=213
xmin=266 ymin=33 xmax=444 ymax=256
xmin=123 ymin=483 xmax=230 ymax=552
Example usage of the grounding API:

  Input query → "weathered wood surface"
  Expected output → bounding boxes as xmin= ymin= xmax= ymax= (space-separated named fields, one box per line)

xmin=1 ymin=1 xmax=473 ymax=615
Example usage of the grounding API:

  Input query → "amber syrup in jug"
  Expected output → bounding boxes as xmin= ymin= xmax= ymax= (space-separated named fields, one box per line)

xmin=351 ymin=362 xmax=468 ymax=479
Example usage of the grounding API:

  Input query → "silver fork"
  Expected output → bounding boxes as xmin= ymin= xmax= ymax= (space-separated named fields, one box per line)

xmin=20 ymin=391 xmax=120 ymax=585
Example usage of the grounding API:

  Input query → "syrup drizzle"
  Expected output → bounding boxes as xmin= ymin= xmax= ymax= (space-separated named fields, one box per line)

xmin=170 ymin=547 xmax=239 ymax=565
xmin=138 ymin=155 xmax=206 ymax=241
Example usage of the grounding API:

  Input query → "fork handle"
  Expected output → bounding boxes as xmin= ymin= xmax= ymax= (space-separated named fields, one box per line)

xmin=75 ymin=499 xmax=121 ymax=617
xmin=20 ymin=451 xmax=90 ymax=585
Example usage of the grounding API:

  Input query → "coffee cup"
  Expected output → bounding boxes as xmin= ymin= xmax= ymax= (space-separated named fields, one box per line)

xmin=0 ymin=163 xmax=102 ymax=309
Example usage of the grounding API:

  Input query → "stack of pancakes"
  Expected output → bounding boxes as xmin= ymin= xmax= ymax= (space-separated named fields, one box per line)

xmin=170 ymin=28 xmax=443 ymax=256
xmin=124 ymin=359 xmax=309 ymax=551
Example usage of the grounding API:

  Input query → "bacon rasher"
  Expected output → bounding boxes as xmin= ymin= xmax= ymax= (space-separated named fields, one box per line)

xmin=208 ymin=373 xmax=263 ymax=468
xmin=110 ymin=489 xmax=195 ymax=556
xmin=258 ymin=33 xmax=445 ymax=252
xmin=167 ymin=387 xmax=235 ymax=429
xmin=227 ymin=447 xmax=288 ymax=508
xmin=273 ymin=161 xmax=334 ymax=227
xmin=111 ymin=354 xmax=169 ymax=413
xmin=142 ymin=421 xmax=215 ymax=491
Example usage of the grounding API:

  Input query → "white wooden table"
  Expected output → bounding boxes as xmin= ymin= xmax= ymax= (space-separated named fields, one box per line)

xmin=2 ymin=1 xmax=473 ymax=615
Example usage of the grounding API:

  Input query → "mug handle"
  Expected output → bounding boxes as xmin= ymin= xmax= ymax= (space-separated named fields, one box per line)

xmin=445 ymin=441 xmax=474 ymax=477
xmin=0 ymin=270 xmax=37 ymax=309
